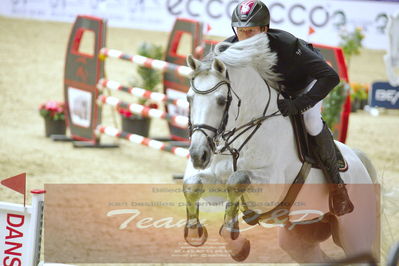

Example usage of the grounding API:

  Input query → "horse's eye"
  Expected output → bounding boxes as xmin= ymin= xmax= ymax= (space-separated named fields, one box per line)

xmin=217 ymin=96 xmax=227 ymax=106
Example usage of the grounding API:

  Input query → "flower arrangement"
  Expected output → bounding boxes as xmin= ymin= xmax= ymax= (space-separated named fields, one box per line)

xmin=349 ymin=82 xmax=369 ymax=112
xmin=39 ymin=101 xmax=65 ymax=121
xmin=117 ymin=103 xmax=159 ymax=118
xmin=350 ymin=82 xmax=369 ymax=101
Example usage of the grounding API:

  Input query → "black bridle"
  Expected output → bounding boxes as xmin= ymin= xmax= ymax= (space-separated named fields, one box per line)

xmin=188 ymin=71 xmax=280 ymax=171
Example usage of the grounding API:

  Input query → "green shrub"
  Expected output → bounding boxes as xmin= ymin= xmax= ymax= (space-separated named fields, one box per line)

xmin=137 ymin=42 xmax=163 ymax=92
xmin=322 ymin=81 xmax=348 ymax=130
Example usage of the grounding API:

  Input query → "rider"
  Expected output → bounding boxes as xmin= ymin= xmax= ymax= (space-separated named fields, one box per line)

xmin=225 ymin=0 xmax=354 ymax=216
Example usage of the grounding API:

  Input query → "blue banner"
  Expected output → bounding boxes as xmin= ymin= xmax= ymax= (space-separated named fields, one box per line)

xmin=370 ymin=82 xmax=399 ymax=109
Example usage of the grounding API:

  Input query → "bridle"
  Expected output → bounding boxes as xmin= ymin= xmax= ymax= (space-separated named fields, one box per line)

xmin=188 ymin=71 xmax=281 ymax=172
xmin=188 ymin=72 xmax=237 ymax=152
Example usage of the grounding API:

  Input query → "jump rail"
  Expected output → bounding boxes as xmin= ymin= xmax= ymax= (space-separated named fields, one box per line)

xmin=96 ymin=125 xmax=190 ymax=158
xmin=97 ymin=78 xmax=189 ymax=110
xmin=99 ymin=48 xmax=193 ymax=78
xmin=98 ymin=95 xmax=188 ymax=128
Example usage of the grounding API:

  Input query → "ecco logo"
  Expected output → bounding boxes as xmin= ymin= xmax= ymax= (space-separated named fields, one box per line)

xmin=166 ymin=0 xmax=239 ymax=19
xmin=269 ymin=3 xmax=330 ymax=27
xmin=166 ymin=1 xmax=334 ymax=28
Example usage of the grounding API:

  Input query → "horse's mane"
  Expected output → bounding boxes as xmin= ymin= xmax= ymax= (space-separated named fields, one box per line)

xmin=199 ymin=33 xmax=281 ymax=87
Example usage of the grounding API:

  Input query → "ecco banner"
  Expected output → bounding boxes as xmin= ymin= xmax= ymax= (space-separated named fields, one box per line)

xmin=0 ymin=0 xmax=396 ymax=49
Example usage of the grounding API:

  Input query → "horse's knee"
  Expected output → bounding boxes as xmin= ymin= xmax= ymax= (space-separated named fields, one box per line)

xmin=183 ymin=174 xmax=204 ymax=200
xmin=227 ymin=170 xmax=251 ymax=187
xmin=226 ymin=171 xmax=251 ymax=198
xmin=183 ymin=174 xmax=202 ymax=185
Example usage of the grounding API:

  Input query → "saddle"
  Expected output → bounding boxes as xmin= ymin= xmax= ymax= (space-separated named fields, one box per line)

xmin=290 ymin=114 xmax=348 ymax=172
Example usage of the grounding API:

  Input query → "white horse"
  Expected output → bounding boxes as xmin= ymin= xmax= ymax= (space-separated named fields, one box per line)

xmin=182 ymin=34 xmax=379 ymax=263
xmin=384 ymin=10 xmax=399 ymax=87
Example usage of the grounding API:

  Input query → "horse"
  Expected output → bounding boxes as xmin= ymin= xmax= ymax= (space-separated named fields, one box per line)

xmin=384 ymin=10 xmax=399 ymax=87
xmin=182 ymin=33 xmax=379 ymax=263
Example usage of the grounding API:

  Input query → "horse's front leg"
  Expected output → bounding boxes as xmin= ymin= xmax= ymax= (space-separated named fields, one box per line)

xmin=220 ymin=170 xmax=252 ymax=262
xmin=183 ymin=174 xmax=208 ymax=246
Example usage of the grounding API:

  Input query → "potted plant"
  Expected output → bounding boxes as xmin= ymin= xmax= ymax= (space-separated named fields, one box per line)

xmin=121 ymin=42 xmax=163 ymax=136
xmin=39 ymin=101 xmax=66 ymax=137
xmin=322 ymin=81 xmax=349 ymax=138
xmin=350 ymin=82 xmax=369 ymax=112
xmin=339 ymin=27 xmax=365 ymax=69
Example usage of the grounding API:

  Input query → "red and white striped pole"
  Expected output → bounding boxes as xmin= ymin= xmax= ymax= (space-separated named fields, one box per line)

xmin=96 ymin=125 xmax=190 ymax=158
xmin=98 ymin=95 xmax=188 ymax=129
xmin=99 ymin=48 xmax=193 ymax=78
xmin=97 ymin=78 xmax=189 ymax=110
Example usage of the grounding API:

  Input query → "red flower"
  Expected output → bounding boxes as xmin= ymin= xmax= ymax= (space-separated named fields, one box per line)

xmin=39 ymin=101 xmax=65 ymax=120
xmin=148 ymin=103 xmax=158 ymax=109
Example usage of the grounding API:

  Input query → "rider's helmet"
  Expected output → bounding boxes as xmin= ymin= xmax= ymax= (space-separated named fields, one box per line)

xmin=231 ymin=0 xmax=270 ymax=28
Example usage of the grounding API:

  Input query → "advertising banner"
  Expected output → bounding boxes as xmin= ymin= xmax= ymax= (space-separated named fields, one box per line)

xmin=370 ymin=81 xmax=399 ymax=109
xmin=0 ymin=0 xmax=397 ymax=49
xmin=0 ymin=192 xmax=44 ymax=266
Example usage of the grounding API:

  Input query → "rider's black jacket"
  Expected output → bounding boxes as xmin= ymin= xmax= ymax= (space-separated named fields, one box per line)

xmin=225 ymin=29 xmax=340 ymax=112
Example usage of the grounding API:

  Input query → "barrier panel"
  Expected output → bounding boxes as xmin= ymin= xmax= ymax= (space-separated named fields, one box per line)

xmin=64 ymin=15 xmax=105 ymax=144
xmin=0 ymin=191 xmax=45 ymax=266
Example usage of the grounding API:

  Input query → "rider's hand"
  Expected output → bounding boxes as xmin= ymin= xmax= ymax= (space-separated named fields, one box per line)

xmin=277 ymin=99 xmax=299 ymax=117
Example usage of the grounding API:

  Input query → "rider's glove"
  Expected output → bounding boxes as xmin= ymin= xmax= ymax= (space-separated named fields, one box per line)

xmin=277 ymin=99 xmax=299 ymax=117
xmin=277 ymin=95 xmax=314 ymax=117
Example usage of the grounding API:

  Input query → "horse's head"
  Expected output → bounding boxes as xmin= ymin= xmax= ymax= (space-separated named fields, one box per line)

xmin=186 ymin=55 xmax=231 ymax=169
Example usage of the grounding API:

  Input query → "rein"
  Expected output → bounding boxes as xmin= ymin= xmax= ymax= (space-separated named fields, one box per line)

xmin=189 ymin=71 xmax=281 ymax=172
xmin=219 ymin=79 xmax=280 ymax=171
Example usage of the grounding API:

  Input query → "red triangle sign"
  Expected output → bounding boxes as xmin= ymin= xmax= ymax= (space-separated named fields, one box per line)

xmin=1 ymin=173 xmax=26 ymax=195
xmin=207 ymin=24 xmax=212 ymax=33
xmin=308 ymin=26 xmax=315 ymax=35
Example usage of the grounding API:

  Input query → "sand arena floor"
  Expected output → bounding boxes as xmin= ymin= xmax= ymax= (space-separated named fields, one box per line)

xmin=0 ymin=16 xmax=398 ymax=265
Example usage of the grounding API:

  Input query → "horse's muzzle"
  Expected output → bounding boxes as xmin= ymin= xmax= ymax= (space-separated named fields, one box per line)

xmin=189 ymin=145 xmax=211 ymax=169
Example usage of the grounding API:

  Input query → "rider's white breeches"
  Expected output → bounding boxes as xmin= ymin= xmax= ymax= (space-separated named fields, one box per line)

xmin=303 ymin=80 xmax=323 ymax=136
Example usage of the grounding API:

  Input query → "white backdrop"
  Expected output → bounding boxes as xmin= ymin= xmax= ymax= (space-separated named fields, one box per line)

xmin=0 ymin=0 xmax=397 ymax=49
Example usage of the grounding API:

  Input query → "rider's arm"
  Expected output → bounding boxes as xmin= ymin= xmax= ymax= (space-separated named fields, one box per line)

xmin=292 ymin=40 xmax=340 ymax=113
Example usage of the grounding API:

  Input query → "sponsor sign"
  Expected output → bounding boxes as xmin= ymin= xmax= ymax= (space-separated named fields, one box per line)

xmin=0 ymin=0 xmax=396 ymax=49
xmin=370 ymin=82 xmax=399 ymax=109
xmin=0 ymin=193 xmax=45 ymax=266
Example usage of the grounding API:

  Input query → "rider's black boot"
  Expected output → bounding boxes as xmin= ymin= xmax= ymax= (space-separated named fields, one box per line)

xmin=312 ymin=123 xmax=354 ymax=216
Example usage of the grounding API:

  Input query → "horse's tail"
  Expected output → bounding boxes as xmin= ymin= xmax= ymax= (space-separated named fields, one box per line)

xmin=351 ymin=148 xmax=378 ymax=183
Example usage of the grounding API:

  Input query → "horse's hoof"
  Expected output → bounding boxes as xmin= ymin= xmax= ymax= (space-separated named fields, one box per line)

xmin=184 ymin=224 xmax=208 ymax=246
xmin=219 ymin=224 xmax=240 ymax=240
xmin=242 ymin=209 xmax=260 ymax=225
xmin=230 ymin=239 xmax=251 ymax=262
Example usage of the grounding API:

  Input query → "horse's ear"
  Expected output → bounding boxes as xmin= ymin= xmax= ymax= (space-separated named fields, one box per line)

xmin=212 ymin=58 xmax=226 ymax=76
xmin=187 ymin=55 xmax=201 ymax=71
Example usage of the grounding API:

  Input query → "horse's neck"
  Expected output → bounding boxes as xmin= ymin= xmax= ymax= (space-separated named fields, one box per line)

xmin=228 ymin=66 xmax=279 ymax=124
xmin=225 ymin=67 xmax=300 ymax=180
